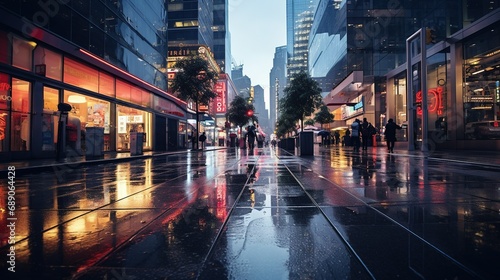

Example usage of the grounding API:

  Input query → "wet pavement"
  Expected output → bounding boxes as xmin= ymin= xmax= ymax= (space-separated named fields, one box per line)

xmin=0 ymin=145 xmax=499 ymax=280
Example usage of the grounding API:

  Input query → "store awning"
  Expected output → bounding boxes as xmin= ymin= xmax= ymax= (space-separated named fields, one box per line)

xmin=198 ymin=113 xmax=214 ymax=121
xmin=324 ymin=71 xmax=364 ymax=110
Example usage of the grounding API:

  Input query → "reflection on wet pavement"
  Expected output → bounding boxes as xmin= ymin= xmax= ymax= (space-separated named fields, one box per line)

xmin=0 ymin=147 xmax=498 ymax=279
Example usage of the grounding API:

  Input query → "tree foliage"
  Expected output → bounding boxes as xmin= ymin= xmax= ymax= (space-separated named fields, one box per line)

xmin=169 ymin=56 xmax=218 ymax=149
xmin=276 ymin=111 xmax=297 ymax=138
xmin=304 ymin=119 xmax=315 ymax=126
xmin=169 ymin=56 xmax=218 ymax=105
xmin=314 ymin=104 xmax=334 ymax=129
xmin=280 ymin=71 xmax=323 ymax=132
xmin=226 ymin=95 xmax=257 ymax=129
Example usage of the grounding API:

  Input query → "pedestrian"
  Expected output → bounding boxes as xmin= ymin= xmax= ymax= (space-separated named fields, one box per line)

xmin=351 ymin=119 xmax=361 ymax=151
xmin=361 ymin=118 xmax=370 ymax=150
xmin=343 ymin=128 xmax=351 ymax=146
xmin=247 ymin=125 xmax=256 ymax=150
xmin=199 ymin=132 xmax=207 ymax=149
xmin=334 ymin=131 xmax=340 ymax=145
xmin=384 ymin=118 xmax=402 ymax=153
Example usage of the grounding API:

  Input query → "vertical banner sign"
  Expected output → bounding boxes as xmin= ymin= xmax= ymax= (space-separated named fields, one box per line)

xmin=213 ymin=81 xmax=227 ymax=114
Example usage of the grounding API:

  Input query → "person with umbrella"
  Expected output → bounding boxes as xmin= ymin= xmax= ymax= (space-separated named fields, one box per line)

xmin=317 ymin=130 xmax=330 ymax=145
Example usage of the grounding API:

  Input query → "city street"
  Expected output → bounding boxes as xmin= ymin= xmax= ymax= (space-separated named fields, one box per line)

xmin=1 ymin=145 xmax=499 ymax=280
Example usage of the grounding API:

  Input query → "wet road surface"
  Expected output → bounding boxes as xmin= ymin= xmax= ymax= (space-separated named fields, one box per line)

xmin=0 ymin=146 xmax=499 ymax=279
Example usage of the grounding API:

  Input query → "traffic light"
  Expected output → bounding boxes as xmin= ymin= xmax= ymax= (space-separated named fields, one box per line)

xmin=246 ymin=109 xmax=254 ymax=117
xmin=425 ymin=28 xmax=437 ymax=44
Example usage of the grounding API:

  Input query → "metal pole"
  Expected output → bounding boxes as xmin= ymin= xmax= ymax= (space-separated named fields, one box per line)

xmin=406 ymin=29 xmax=421 ymax=151
xmin=421 ymin=28 xmax=429 ymax=152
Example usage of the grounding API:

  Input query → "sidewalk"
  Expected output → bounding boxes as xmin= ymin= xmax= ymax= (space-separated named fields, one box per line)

xmin=2 ymin=145 xmax=500 ymax=176
xmin=320 ymin=144 xmax=500 ymax=168
xmin=0 ymin=146 xmax=224 ymax=175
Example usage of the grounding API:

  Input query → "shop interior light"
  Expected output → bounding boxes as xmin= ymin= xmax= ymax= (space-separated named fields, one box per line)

xmin=472 ymin=69 xmax=485 ymax=75
xmin=68 ymin=95 xmax=87 ymax=103
xmin=471 ymin=106 xmax=493 ymax=110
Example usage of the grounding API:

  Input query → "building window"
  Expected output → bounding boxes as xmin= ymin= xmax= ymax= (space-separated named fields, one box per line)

xmin=34 ymin=47 xmax=63 ymax=81
xmin=64 ymin=90 xmax=111 ymax=152
xmin=64 ymin=57 xmax=99 ymax=93
xmin=12 ymin=37 xmax=36 ymax=71
xmin=11 ymin=78 xmax=31 ymax=151
xmin=42 ymin=87 xmax=60 ymax=151
xmin=463 ymin=27 xmax=500 ymax=140
xmin=116 ymin=105 xmax=151 ymax=151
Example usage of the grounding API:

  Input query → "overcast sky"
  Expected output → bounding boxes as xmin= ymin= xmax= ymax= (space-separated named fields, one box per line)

xmin=228 ymin=0 xmax=286 ymax=107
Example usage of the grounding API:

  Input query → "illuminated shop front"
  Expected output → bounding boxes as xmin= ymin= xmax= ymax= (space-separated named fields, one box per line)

xmin=0 ymin=33 xmax=186 ymax=160
xmin=116 ymin=105 xmax=152 ymax=151
xmin=0 ymin=75 xmax=31 ymax=153
xmin=385 ymin=11 xmax=500 ymax=150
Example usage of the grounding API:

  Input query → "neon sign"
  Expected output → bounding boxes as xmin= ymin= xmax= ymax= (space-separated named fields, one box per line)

xmin=416 ymin=87 xmax=444 ymax=115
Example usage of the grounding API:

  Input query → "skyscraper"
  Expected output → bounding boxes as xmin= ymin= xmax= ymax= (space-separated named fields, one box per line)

xmin=168 ymin=0 xmax=214 ymax=49
xmin=286 ymin=0 xmax=319 ymax=81
xmin=270 ymin=46 xmax=287 ymax=134
xmin=213 ymin=0 xmax=231 ymax=73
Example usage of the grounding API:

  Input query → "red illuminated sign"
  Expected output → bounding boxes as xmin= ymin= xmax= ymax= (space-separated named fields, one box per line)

xmin=416 ymin=87 xmax=444 ymax=115
xmin=213 ymin=80 xmax=227 ymax=114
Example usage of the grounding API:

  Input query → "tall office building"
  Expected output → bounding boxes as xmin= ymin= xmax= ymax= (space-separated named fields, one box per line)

xmin=270 ymin=46 xmax=287 ymax=134
xmin=286 ymin=0 xmax=319 ymax=81
xmin=213 ymin=0 xmax=231 ymax=73
xmin=231 ymin=64 xmax=252 ymax=98
xmin=252 ymin=84 xmax=269 ymax=134
xmin=309 ymin=0 xmax=500 ymax=150
xmin=0 ymin=0 xmax=191 ymax=160
xmin=168 ymin=0 xmax=214 ymax=49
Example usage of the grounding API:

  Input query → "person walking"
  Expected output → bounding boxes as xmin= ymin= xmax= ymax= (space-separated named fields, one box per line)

xmin=199 ymin=132 xmax=207 ymax=150
xmin=334 ymin=131 xmax=340 ymax=145
xmin=351 ymin=119 xmax=361 ymax=152
xmin=384 ymin=119 xmax=402 ymax=153
xmin=361 ymin=118 xmax=370 ymax=150
xmin=247 ymin=125 xmax=256 ymax=150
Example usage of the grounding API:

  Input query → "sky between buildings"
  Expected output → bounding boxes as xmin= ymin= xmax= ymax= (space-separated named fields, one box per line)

xmin=229 ymin=0 xmax=286 ymax=109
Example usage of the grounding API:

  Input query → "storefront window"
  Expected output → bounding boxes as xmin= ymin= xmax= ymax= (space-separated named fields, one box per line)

xmin=116 ymin=105 xmax=151 ymax=151
xmin=12 ymin=37 xmax=35 ymax=71
xmin=116 ymin=79 xmax=131 ymax=102
xmin=34 ymin=47 xmax=63 ymax=81
xmin=11 ymin=78 xmax=31 ymax=151
xmin=64 ymin=90 xmax=111 ymax=152
xmin=426 ymin=53 xmax=449 ymax=141
xmin=99 ymin=72 xmax=115 ymax=97
xmin=116 ymin=79 xmax=151 ymax=108
xmin=64 ymin=57 xmax=99 ymax=93
xmin=42 ymin=87 xmax=59 ymax=151
xmin=0 ymin=73 xmax=9 ymax=152
xmin=393 ymin=76 xmax=407 ymax=142
xmin=463 ymin=27 xmax=500 ymax=140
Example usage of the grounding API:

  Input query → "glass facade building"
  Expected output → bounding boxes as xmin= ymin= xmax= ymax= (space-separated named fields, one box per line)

xmin=0 ymin=0 xmax=190 ymax=160
xmin=168 ymin=0 xmax=214 ymax=49
xmin=310 ymin=0 xmax=500 ymax=150
xmin=287 ymin=0 xmax=319 ymax=80
xmin=270 ymin=46 xmax=288 ymax=134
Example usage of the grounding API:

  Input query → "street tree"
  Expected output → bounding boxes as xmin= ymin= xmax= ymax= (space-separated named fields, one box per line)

xmin=276 ymin=110 xmax=297 ymax=138
xmin=170 ymin=56 xmax=218 ymax=149
xmin=314 ymin=104 xmax=334 ymax=129
xmin=304 ymin=119 xmax=315 ymax=126
xmin=281 ymin=71 xmax=323 ymax=131
xmin=226 ymin=95 xmax=257 ymax=133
